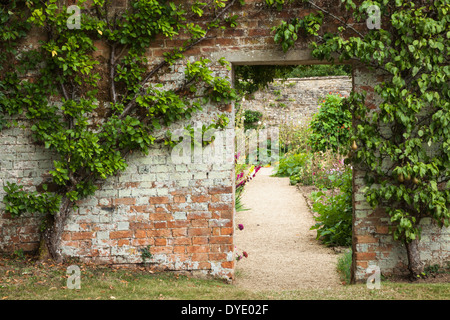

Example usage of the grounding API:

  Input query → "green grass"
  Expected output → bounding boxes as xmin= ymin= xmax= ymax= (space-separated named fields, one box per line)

xmin=1 ymin=254 xmax=450 ymax=300
xmin=337 ymin=248 xmax=352 ymax=285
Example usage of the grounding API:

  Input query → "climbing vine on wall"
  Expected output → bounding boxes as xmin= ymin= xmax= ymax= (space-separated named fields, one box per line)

xmin=270 ymin=0 xmax=449 ymax=279
xmin=0 ymin=0 xmax=241 ymax=261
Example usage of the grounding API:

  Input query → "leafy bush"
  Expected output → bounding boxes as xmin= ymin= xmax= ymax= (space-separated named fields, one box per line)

xmin=310 ymin=166 xmax=353 ymax=247
xmin=337 ymin=248 xmax=352 ymax=285
xmin=242 ymin=109 xmax=263 ymax=131
xmin=279 ymin=121 xmax=312 ymax=155
xmin=313 ymin=158 xmax=346 ymax=190
xmin=308 ymin=93 xmax=351 ymax=154
xmin=274 ymin=150 xmax=346 ymax=187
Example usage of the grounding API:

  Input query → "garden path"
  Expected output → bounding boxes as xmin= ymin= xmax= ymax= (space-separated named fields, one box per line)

xmin=233 ymin=166 xmax=342 ymax=291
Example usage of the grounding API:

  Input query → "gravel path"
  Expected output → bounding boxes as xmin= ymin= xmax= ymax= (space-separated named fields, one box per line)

xmin=234 ymin=167 xmax=342 ymax=291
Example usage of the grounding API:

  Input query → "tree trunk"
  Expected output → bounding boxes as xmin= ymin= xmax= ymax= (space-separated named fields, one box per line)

xmin=39 ymin=196 xmax=73 ymax=263
xmin=404 ymin=238 xmax=424 ymax=280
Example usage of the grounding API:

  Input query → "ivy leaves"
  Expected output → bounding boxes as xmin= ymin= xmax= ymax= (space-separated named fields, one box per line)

xmin=3 ymin=182 xmax=61 ymax=219
xmin=1 ymin=0 xmax=238 ymax=224
xmin=272 ymin=0 xmax=450 ymax=245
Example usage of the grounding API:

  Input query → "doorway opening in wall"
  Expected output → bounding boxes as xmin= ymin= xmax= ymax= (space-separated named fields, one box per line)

xmin=231 ymin=63 xmax=355 ymax=290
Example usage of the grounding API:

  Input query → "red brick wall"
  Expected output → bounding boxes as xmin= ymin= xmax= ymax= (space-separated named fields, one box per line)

xmin=1 ymin=0 xmax=448 ymax=283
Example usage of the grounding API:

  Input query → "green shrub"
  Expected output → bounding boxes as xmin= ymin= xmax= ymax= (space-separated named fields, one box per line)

xmin=273 ymin=153 xmax=310 ymax=183
xmin=310 ymin=166 xmax=352 ymax=246
xmin=308 ymin=93 xmax=351 ymax=154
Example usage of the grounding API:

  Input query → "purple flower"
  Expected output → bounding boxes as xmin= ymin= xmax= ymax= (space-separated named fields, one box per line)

xmin=238 ymin=224 xmax=244 ymax=230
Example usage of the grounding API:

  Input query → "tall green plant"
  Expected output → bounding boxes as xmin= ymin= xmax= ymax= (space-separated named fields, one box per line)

xmin=308 ymin=93 xmax=352 ymax=154
xmin=310 ymin=167 xmax=353 ymax=247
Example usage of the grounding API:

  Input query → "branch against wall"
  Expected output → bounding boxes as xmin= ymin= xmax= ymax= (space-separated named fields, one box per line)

xmin=0 ymin=0 xmax=241 ymax=262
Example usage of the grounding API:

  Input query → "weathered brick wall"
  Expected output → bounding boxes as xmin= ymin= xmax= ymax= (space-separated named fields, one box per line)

xmin=240 ymin=76 xmax=352 ymax=126
xmin=0 ymin=59 xmax=237 ymax=279
xmin=351 ymin=67 xmax=450 ymax=282
xmin=0 ymin=0 xmax=448 ymax=283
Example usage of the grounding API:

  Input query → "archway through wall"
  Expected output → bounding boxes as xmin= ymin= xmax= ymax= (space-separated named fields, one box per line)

xmin=217 ymin=49 xmax=356 ymax=289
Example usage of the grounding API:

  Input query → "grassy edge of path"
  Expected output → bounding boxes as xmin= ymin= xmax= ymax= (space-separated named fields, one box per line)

xmin=1 ymin=255 xmax=449 ymax=300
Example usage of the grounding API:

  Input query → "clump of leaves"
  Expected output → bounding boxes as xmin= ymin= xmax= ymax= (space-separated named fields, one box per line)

xmin=141 ymin=246 xmax=153 ymax=263
xmin=308 ymin=93 xmax=351 ymax=154
xmin=310 ymin=166 xmax=353 ymax=247
xmin=0 ymin=0 xmax=242 ymax=262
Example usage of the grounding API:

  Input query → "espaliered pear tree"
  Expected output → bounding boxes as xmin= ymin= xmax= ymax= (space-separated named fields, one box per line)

xmin=270 ymin=0 xmax=449 ymax=279
xmin=0 ymin=0 xmax=241 ymax=262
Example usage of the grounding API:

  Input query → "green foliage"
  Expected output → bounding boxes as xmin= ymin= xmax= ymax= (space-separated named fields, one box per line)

xmin=276 ymin=151 xmax=346 ymax=188
xmin=0 ymin=0 xmax=240 ymax=252
xmin=272 ymin=13 xmax=323 ymax=52
xmin=242 ymin=110 xmax=263 ymax=130
xmin=274 ymin=1 xmax=450 ymax=253
xmin=0 ymin=0 xmax=33 ymax=130
xmin=279 ymin=122 xmax=312 ymax=155
xmin=265 ymin=0 xmax=290 ymax=11
xmin=235 ymin=186 xmax=248 ymax=212
xmin=308 ymin=93 xmax=352 ymax=154
xmin=140 ymin=245 xmax=153 ymax=263
xmin=310 ymin=167 xmax=353 ymax=247
xmin=287 ymin=64 xmax=351 ymax=78
xmin=13 ymin=248 xmax=26 ymax=260
xmin=273 ymin=153 xmax=310 ymax=184
xmin=234 ymin=65 xmax=294 ymax=95
xmin=2 ymin=182 xmax=61 ymax=219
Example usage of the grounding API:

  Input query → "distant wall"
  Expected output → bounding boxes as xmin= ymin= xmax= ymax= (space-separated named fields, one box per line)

xmin=239 ymin=76 xmax=352 ymax=126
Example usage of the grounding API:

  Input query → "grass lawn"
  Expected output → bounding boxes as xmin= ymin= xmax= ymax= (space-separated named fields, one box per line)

xmin=1 ymin=254 xmax=449 ymax=301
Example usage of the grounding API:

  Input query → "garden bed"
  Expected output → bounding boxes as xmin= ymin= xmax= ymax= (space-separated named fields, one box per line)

xmin=296 ymin=185 xmax=339 ymax=217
